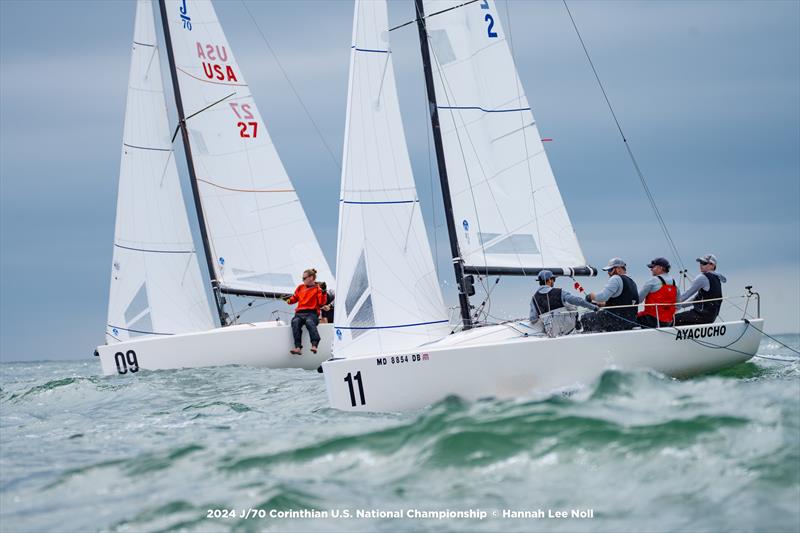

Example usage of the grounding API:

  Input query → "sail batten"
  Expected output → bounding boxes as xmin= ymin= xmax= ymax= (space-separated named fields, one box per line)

xmin=334 ymin=0 xmax=450 ymax=359
xmin=163 ymin=0 xmax=333 ymax=295
xmin=106 ymin=0 xmax=214 ymax=344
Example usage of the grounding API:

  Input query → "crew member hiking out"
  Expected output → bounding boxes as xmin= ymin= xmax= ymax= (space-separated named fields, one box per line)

xmin=637 ymin=257 xmax=679 ymax=328
xmin=674 ymin=254 xmax=726 ymax=326
xmin=530 ymin=270 xmax=597 ymax=334
xmin=582 ymin=257 xmax=640 ymax=332
xmin=284 ymin=268 xmax=326 ymax=355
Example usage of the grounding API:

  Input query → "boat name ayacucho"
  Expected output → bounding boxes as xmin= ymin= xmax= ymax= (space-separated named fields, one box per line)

xmin=376 ymin=353 xmax=430 ymax=366
xmin=675 ymin=325 xmax=726 ymax=341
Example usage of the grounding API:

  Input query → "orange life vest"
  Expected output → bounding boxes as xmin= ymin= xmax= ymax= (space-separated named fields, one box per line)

xmin=288 ymin=283 xmax=326 ymax=313
xmin=638 ymin=276 xmax=677 ymax=323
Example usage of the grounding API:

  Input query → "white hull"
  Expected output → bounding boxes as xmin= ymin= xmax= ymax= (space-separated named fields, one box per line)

xmin=322 ymin=319 xmax=764 ymax=412
xmin=97 ymin=322 xmax=333 ymax=376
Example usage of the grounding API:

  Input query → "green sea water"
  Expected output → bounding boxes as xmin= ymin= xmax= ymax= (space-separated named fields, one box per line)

xmin=1 ymin=336 xmax=798 ymax=532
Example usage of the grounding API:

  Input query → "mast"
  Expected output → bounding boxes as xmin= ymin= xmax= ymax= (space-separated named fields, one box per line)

xmin=414 ymin=0 xmax=472 ymax=329
xmin=157 ymin=0 xmax=229 ymax=326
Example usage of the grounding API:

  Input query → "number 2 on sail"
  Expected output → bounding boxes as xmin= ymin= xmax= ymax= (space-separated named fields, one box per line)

xmin=344 ymin=371 xmax=366 ymax=407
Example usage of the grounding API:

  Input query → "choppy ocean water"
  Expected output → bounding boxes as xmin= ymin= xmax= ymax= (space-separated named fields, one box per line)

xmin=1 ymin=335 xmax=798 ymax=533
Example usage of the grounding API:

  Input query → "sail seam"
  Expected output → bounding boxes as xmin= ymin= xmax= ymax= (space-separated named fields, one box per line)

xmin=437 ymin=105 xmax=530 ymax=113
xmin=123 ymin=142 xmax=171 ymax=152
xmin=340 ymin=199 xmax=419 ymax=205
xmin=176 ymin=66 xmax=248 ymax=87
xmin=351 ymin=46 xmax=390 ymax=54
xmin=196 ymin=177 xmax=294 ymax=194
xmin=115 ymin=243 xmax=194 ymax=254
xmin=107 ymin=325 xmax=173 ymax=336
xmin=335 ymin=319 xmax=448 ymax=330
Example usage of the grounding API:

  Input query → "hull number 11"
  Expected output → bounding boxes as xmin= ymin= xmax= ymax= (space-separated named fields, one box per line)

xmin=344 ymin=371 xmax=366 ymax=407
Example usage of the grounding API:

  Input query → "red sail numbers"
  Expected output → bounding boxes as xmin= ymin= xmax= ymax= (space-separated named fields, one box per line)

xmin=196 ymin=42 xmax=238 ymax=82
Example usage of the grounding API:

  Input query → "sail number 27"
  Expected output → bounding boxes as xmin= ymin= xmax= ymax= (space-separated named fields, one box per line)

xmin=344 ymin=371 xmax=366 ymax=407
xmin=229 ymin=102 xmax=258 ymax=138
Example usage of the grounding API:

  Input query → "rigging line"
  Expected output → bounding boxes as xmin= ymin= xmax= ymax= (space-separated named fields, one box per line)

xmin=429 ymin=38 xmax=527 ymax=272
xmin=562 ymin=0 xmax=686 ymax=272
xmin=746 ymin=324 xmax=800 ymax=356
xmin=390 ymin=0 xmax=480 ymax=32
xmin=427 ymin=40 xmax=489 ymax=271
xmin=171 ymin=92 xmax=236 ymax=142
xmin=239 ymin=0 xmax=341 ymax=170
xmin=504 ymin=0 xmax=540 ymax=275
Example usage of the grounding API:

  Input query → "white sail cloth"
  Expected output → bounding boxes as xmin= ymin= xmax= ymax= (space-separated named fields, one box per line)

xmin=334 ymin=0 xmax=450 ymax=359
xmin=423 ymin=0 xmax=586 ymax=271
xmin=107 ymin=0 xmax=213 ymax=343
xmin=163 ymin=0 xmax=332 ymax=295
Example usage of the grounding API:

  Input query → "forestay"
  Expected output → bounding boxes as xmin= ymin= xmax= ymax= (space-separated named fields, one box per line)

xmin=107 ymin=0 xmax=214 ymax=343
xmin=163 ymin=0 xmax=332 ymax=295
xmin=334 ymin=0 xmax=450 ymax=359
xmin=423 ymin=0 xmax=585 ymax=271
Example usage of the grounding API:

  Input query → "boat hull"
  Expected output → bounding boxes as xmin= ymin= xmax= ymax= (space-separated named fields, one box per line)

xmin=322 ymin=319 xmax=764 ymax=412
xmin=97 ymin=322 xmax=333 ymax=376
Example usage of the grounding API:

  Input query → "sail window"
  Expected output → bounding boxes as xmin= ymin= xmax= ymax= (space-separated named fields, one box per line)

xmin=124 ymin=284 xmax=150 ymax=324
xmin=345 ymin=251 xmax=369 ymax=315
xmin=479 ymin=233 xmax=539 ymax=254
xmin=350 ymin=295 xmax=375 ymax=339
xmin=127 ymin=313 xmax=153 ymax=337
xmin=429 ymin=30 xmax=456 ymax=65
xmin=231 ymin=269 xmax=294 ymax=289
xmin=188 ymin=129 xmax=209 ymax=154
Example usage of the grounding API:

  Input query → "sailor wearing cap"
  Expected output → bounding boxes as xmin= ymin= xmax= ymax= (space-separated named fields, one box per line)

xmin=636 ymin=257 xmax=679 ymax=328
xmin=530 ymin=270 xmax=598 ymax=325
xmin=582 ymin=258 xmax=640 ymax=332
xmin=674 ymin=254 xmax=727 ymax=326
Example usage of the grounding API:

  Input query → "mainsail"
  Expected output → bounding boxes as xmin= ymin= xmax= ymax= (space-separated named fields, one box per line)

xmin=334 ymin=0 xmax=450 ymax=358
xmin=423 ymin=0 xmax=586 ymax=272
xmin=162 ymin=0 xmax=333 ymax=296
xmin=106 ymin=0 xmax=214 ymax=343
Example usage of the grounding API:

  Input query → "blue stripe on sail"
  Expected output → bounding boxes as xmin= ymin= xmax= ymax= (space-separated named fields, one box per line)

xmin=123 ymin=142 xmax=171 ymax=152
xmin=351 ymin=46 xmax=390 ymax=54
xmin=107 ymin=325 xmax=174 ymax=336
xmin=340 ymin=199 xmax=419 ymax=205
xmin=335 ymin=319 xmax=448 ymax=331
xmin=114 ymin=243 xmax=194 ymax=254
xmin=438 ymin=105 xmax=531 ymax=113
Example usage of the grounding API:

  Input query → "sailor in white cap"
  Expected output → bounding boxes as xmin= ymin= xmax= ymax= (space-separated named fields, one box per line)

xmin=530 ymin=270 xmax=598 ymax=325
xmin=674 ymin=254 xmax=727 ymax=326
xmin=582 ymin=258 xmax=640 ymax=332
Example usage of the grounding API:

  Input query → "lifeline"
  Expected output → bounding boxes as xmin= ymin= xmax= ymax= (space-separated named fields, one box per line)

xmin=675 ymin=325 xmax=726 ymax=341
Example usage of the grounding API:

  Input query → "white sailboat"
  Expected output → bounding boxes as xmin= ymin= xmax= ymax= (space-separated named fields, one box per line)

xmin=321 ymin=0 xmax=764 ymax=412
xmin=96 ymin=0 xmax=334 ymax=376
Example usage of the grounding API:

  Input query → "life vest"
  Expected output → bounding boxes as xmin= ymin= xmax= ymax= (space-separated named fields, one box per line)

xmin=638 ymin=275 xmax=677 ymax=324
xmin=533 ymin=287 xmax=564 ymax=316
xmin=605 ymin=274 xmax=640 ymax=323
xmin=693 ymin=272 xmax=722 ymax=319
xmin=288 ymin=283 xmax=326 ymax=313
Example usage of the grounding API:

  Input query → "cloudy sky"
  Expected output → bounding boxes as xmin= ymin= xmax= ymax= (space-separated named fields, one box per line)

xmin=1 ymin=0 xmax=798 ymax=361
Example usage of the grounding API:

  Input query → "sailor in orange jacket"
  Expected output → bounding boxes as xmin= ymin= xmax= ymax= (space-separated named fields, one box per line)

xmin=284 ymin=268 xmax=326 ymax=354
xmin=637 ymin=257 xmax=679 ymax=328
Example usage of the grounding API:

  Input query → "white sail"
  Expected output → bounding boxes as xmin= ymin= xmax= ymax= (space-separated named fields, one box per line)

xmin=107 ymin=0 xmax=214 ymax=343
xmin=333 ymin=0 xmax=450 ymax=359
xmin=163 ymin=0 xmax=333 ymax=295
xmin=423 ymin=0 xmax=586 ymax=271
